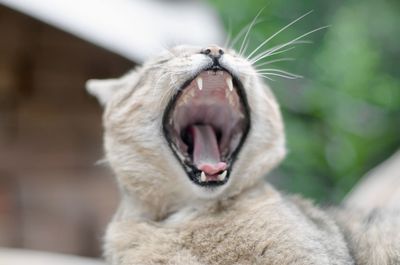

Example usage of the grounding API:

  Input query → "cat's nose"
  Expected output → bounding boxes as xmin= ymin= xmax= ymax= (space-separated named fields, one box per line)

xmin=200 ymin=45 xmax=224 ymax=60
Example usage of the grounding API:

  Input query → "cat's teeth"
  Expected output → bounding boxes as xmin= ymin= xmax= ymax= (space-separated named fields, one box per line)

xmin=218 ymin=170 xmax=227 ymax=181
xmin=228 ymin=93 xmax=234 ymax=106
xmin=226 ymin=76 xmax=233 ymax=91
xmin=200 ymin=171 xmax=207 ymax=182
xmin=181 ymin=94 xmax=188 ymax=105
xmin=196 ymin=77 xmax=203 ymax=90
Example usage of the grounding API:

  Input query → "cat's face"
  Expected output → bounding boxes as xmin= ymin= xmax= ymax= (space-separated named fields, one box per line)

xmin=87 ymin=45 xmax=286 ymax=213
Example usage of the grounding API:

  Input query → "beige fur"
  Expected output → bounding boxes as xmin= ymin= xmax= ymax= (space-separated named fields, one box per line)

xmin=87 ymin=45 xmax=399 ymax=265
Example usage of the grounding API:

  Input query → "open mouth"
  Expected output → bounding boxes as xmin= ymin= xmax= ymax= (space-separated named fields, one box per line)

xmin=163 ymin=69 xmax=250 ymax=187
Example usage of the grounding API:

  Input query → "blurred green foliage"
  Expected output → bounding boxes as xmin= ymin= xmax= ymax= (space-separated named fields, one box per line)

xmin=208 ymin=0 xmax=400 ymax=203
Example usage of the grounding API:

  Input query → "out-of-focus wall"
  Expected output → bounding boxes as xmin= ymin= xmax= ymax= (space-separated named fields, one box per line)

xmin=0 ymin=6 xmax=131 ymax=257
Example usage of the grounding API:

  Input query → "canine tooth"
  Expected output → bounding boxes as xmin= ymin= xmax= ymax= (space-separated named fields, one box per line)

xmin=196 ymin=77 xmax=203 ymax=90
xmin=189 ymin=89 xmax=196 ymax=98
xmin=180 ymin=95 xmax=187 ymax=105
xmin=226 ymin=76 xmax=233 ymax=91
xmin=200 ymin=171 xmax=207 ymax=182
xmin=218 ymin=170 xmax=227 ymax=181
xmin=227 ymin=92 xmax=234 ymax=106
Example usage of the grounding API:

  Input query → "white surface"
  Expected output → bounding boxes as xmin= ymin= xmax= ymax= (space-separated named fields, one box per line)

xmin=0 ymin=248 xmax=106 ymax=265
xmin=0 ymin=0 xmax=225 ymax=63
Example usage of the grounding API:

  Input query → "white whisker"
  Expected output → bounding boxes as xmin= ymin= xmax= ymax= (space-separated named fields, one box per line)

xmin=255 ymin=58 xmax=295 ymax=68
xmin=223 ymin=18 xmax=233 ymax=48
xmin=241 ymin=41 xmax=250 ymax=57
xmin=251 ymin=47 xmax=296 ymax=64
xmin=238 ymin=8 xmax=265 ymax=55
xmin=260 ymin=75 xmax=275 ymax=81
xmin=250 ymin=40 xmax=310 ymax=64
xmin=256 ymin=68 xmax=302 ymax=78
xmin=252 ymin=26 xmax=328 ymax=65
xmin=229 ymin=18 xmax=265 ymax=49
xmin=247 ymin=10 xmax=313 ymax=60
xmin=259 ymin=72 xmax=301 ymax=79
xmin=152 ymin=71 xmax=170 ymax=96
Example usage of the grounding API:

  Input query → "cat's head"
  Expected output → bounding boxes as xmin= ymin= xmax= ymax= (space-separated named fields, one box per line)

xmin=87 ymin=45 xmax=286 ymax=217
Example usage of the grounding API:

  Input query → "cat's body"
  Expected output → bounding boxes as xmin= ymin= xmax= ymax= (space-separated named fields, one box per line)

xmin=105 ymin=184 xmax=353 ymax=265
xmin=87 ymin=45 xmax=399 ymax=265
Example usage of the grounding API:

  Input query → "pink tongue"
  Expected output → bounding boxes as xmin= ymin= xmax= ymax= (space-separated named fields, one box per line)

xmin=190 ymin=125 xmax=227 ymax=175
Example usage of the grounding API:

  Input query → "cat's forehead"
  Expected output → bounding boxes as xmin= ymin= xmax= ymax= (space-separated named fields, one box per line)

xmin=144 ymin=45 xmax=203 ymax=66
xmin=169 ymin=45 xmax=203 ymax=55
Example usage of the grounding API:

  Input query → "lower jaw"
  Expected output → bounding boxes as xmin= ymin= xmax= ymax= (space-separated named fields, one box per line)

xmin=186 ymin=169 xmax=230 ymax=187
xmin=188 ymin=178 xmax=231 ymax=198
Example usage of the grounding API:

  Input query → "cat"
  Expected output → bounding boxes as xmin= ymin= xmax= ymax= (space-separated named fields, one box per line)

xmin=86 ymin=44 xmax=399 ymax=265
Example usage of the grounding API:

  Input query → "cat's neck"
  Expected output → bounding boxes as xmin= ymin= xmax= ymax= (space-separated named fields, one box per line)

xmin=113 ymin=180 xmax=276 ymax=222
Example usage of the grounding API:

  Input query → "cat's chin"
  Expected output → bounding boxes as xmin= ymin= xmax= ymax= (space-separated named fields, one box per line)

xmin=182 ymin=177 xmax=231 ymax=199
xmin=163 ymin=68 xmax=250 ymax=190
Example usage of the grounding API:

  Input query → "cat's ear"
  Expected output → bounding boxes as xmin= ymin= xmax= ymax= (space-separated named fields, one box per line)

xmin=86 ymin=69 xmax=139 ymax=106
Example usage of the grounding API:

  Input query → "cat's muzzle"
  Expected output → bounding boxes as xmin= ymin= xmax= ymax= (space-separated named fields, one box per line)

xmin=163 ymin=68 xmax=250 ymax=187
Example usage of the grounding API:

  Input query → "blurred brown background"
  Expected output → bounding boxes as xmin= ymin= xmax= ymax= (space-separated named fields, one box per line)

xmin=0 ymin=6 xmax=133 ymax=257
